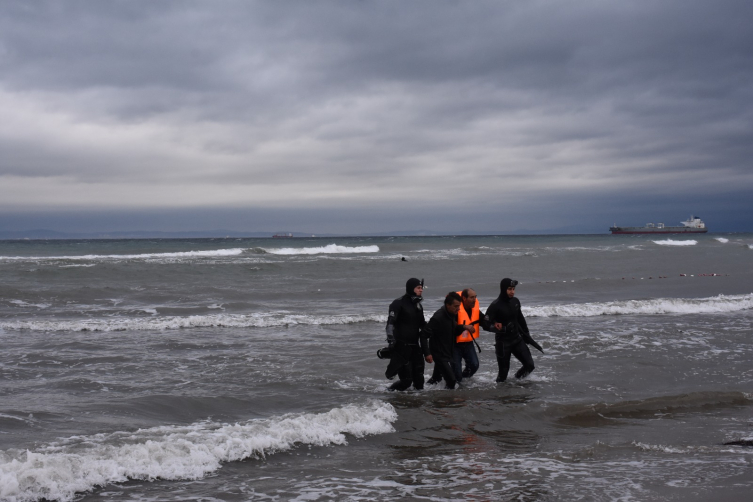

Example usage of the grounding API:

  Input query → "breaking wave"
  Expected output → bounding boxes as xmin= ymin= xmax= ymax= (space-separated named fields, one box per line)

xmin=0 ymin=312 xmax=386 ymax=332
xmin=4 ymin=295 xmax=752 ymax=332
xmin=0 ymin=244 xmax=380 ymax=263
xmin=0 ymin=401 xmax=396 ymax=502
xmin=0 ymin=249 xmax=245 ymax=261
xmin=262 ymin=244 xmax=380 ymax=255
xmin=524 ymin=294 xmax=753 ymax=317
xmin=652 ymin=239 xmax=697 ymax=246
xmin=714 ymin=237 xmax=729 ymax=243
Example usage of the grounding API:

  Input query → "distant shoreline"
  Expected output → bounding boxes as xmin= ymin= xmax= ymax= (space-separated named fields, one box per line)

xmin=0 ymin=231 xmax=744 ymax=241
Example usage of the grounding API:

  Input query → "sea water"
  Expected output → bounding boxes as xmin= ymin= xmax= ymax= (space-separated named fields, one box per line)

xmin=0 ymin=234 xmax=752 ymax=501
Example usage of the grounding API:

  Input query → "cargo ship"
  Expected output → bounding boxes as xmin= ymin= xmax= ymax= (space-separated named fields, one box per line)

xmin=609 ymin=216 xmax=708 ymax=234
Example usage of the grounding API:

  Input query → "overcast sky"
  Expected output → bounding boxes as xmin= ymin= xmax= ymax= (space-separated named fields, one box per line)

xmin=1 ymin=0 xmax=752 ymax=234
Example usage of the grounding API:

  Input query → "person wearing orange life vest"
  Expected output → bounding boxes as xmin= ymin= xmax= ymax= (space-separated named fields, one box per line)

xmin=453 ymin=288 xmax=482 ymax=383
xmin=427 ymin=287 xmax=486 ymax=386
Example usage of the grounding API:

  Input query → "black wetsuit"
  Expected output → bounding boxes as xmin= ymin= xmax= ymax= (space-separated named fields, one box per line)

xmin=385 ymin=294 xmax=428 ymax=390
xmin=483 ymin=293 xmax=536 ymax=382
xmin=423 ymin=306 xmax=467 ymax=389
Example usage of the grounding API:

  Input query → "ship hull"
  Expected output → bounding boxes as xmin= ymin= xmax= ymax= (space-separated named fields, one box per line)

xmin=609 ymin=227 xmax=708 ymax=234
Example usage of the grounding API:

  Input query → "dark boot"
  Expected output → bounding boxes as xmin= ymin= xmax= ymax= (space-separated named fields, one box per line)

xmin=514 ymin=366 xmax=534 ymax=379
xmin=427 ymin=364 xmax=443 ymax=385
xmin=388 ymin=379 xmax=412 ymax=391
xmin=495 ymin=356 xmax=510 ymax=383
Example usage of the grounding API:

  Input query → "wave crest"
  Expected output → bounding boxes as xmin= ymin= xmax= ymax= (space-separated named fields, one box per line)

xmin=4 ymin=295 xmax=752 ymax=333
xmin=0 ymin=248 xmax=246 ymax=261
xmin=263 ymin=244 xmax=380 ymax=255
xmin=652 ymin=239 xmax=697 ymax=246
xmin=0 ymin=312 xmax=386 ymax=332
xmin=0 ymin=401 xmax=396 ymax=502
xmin=525 ymin=294 xmax=753 ymax=317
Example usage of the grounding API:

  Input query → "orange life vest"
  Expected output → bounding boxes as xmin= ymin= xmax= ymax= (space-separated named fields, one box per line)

xmin=456 ymin=291 xmax=480 ymax=343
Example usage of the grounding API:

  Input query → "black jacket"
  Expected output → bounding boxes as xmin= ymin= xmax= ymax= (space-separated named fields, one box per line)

xmin=423 ymin=306 xmax=467 ymax=362
xmin=483 ymin=296 xmax=543 ymax=352
xmin=386 ymin=294 xmax=428 ymax=350
xmin=483 ymin=296 xmax=530 ymax=341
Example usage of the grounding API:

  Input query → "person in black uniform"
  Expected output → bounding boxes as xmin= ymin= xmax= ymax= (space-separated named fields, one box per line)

xmin=482 ymin=278 xmax=543 ymax=382
xmin=384 ymin=278 xmax=430 ymax=391
xmin=423 ymin=292 xmax=476 ymax=389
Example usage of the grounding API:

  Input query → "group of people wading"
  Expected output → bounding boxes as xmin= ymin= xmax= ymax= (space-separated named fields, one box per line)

xmin=380 ymin=277 xmax=543 ymax=390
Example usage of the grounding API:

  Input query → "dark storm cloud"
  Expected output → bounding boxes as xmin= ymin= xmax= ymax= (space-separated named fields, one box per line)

xmin=1 ymin=0 xmax=752 ymax=232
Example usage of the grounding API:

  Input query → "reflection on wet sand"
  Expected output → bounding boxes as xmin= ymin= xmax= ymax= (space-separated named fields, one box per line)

xmin=552 ymin=391 xmax=751 ymax=428
xmin=384 ymin=389 xmax=542 ymax=461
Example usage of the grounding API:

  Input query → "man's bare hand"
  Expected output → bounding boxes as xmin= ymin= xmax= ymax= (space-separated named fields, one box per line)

xmin=494 ymin=322 xmax=503 ymax=330
xmin=425 ymin=355 xmax=433 ymax=363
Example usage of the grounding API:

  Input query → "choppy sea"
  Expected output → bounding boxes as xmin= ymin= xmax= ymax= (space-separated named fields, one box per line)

xmin=1 ymin=234 xmax=752 ymax=501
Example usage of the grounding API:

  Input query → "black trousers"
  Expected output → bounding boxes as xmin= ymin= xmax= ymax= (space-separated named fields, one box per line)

xmin=495 ymin=335 xmax=535 ymax=382
xmin=433 ymin=359 xmax=457 ymax=389
xmin=386 ymin=343 xmax=426 ymax=390
xmin=428 ymin=356 xmax=461 ymax=385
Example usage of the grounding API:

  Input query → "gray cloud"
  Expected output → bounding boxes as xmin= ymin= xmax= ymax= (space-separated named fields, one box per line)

xmin=1 ymin=0 xmax=752 ymax=232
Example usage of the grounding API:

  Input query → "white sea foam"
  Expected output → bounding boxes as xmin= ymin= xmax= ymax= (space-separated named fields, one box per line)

xmin=4 ymin=294 xmax=753 ymax=331
xmin=632 ymin=441 xmax=753 ymax=455
xmin=409 ymin=247 xmax=536 ymax=260
xmin=633 ymin=442 xmax=688 ymax=454
xmin=0 ymin=312 xmax=386 ymax=332
xmin=263 ymin=244 xmax=379 ymax=255
xmin=0 ymin=401 xmax=396 ymax=502
xmin=0 ymin=248 xmax=245 ymax=261
xmin=524 ymin=294 xmax=753 ymax=318
xmin=9 ymin=300 xmax=50 ymax=309
xmin=714 ymin=237 xmax=729 ymax=243
xmin=0 ymin=413 xmax=35 ymax=424
xmin=652 ymin=239 xmax=697 ymax=246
